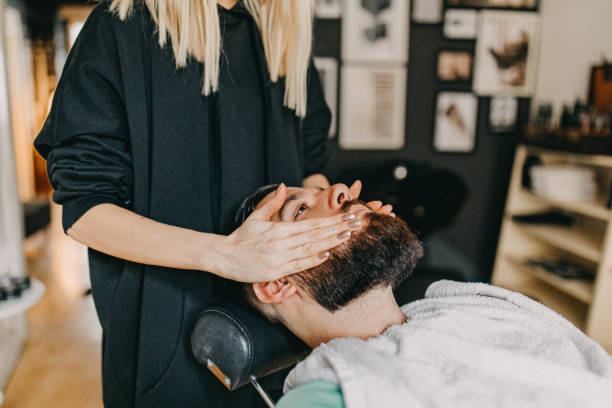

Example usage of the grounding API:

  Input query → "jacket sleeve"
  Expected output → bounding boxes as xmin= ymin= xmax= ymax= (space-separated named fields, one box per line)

xmin=301 ymin=59 xmax=332 ymax=177
xmin=34 ymin=5 xmax=134 ymax=233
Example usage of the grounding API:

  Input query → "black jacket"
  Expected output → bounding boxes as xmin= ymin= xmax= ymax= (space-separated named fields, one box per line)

xmin=34 ymin=3 xmax=331 ymax=407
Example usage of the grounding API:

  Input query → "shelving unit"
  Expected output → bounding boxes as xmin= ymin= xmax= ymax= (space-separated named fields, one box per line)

xmin=524 ymin=146 xmax=612 ymax=169
xmin=513 ymin=222 xmax=602 ymax=263
xmin=506 ymin=256 xmax=594 ymax=304
xmin=517 ymin=189 xmax=611 ymax=221
xmin=492 ymin=144 xmax=612 ymax=353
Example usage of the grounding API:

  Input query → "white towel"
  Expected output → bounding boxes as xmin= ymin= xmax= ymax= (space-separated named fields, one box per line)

xmin=284 ymin=280 xmax=612 ymax=407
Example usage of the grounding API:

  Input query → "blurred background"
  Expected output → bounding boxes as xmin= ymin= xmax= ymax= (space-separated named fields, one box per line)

xmin=0 ymin=0 xmax=611 ymax=406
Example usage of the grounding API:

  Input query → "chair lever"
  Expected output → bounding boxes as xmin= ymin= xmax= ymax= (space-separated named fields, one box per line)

xmin=250 ymin=375 xmax=275 ymax=408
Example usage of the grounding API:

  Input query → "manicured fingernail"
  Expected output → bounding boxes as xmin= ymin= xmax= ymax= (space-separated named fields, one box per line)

xmin=343 ymin=213 xmax=356 ymax=221
xmin=348 ymin=220 xmax=362 ymax=229
xmin=337 ymin=230 xmax=351 ymax=239
xmin=319 ymin=251 xmax=330 ymax=259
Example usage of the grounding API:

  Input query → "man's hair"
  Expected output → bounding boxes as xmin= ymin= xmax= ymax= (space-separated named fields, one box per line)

xmin=295 ymin=212 xmax=423 ymax=311
xmin=233 ymin=184 xmax=280 ymax=229
xmin=235 ymin=185 xmax=424 ymax=312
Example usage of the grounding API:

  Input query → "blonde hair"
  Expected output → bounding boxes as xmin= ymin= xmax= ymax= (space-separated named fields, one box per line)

xmin=109 ymin=0 xmax=315 ymax=117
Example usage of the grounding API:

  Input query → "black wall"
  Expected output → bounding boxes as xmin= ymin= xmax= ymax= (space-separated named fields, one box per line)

xmin=314 ymin=17 xmax=532 ymax=282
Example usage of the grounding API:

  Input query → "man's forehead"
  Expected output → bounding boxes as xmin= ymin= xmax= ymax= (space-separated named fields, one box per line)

xmin=255 ymin=186 xmax=305 ymax=210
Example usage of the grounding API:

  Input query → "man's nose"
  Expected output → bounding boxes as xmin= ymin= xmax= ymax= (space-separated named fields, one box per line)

xmin=327 ymin=184 xmax=350 ymax=210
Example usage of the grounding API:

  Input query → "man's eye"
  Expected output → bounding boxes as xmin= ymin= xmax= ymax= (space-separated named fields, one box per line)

xmin=294 ymin=204 xmax=308 ymax=220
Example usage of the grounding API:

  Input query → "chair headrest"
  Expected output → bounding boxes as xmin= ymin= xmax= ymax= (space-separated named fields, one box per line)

xmin=190 ymin=303 xmax=309 ymax=391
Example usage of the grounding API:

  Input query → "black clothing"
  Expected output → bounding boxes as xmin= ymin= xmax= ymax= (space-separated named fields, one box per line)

xmin=34 ymin=2 xmax=331 ymax=407
xmin=215 ymin=3 xmax=266 ymax=233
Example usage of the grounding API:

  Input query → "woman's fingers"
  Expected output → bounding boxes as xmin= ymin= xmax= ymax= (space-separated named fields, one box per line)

xmin=366 ymin=201 xmax=393 ymax=215
xmin=378 ymin=204 xmax=393 ymax=214
xmin=349 ymin=180 xmax=362 ymax=200
xmin=367 ymin=200 xmax=383 ymax=210
xmin=276 ymin=220 xmax=361 ymax=250
xmin=248 ymin=183 xmax=286 ymax=220
xmin=279 ymin=251 xmax=333 ymax=275
xmin=282 ymin=230 xmax=351 ymax=262
xmin=272 ymin=212 xmax=357 ymax=235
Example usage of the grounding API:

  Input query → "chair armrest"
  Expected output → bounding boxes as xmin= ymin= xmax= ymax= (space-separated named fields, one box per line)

xmin=190 ymin=303 xmax=309 ymax=391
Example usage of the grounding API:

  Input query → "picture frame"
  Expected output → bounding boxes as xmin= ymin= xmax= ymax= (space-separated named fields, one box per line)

xmin=445 ymin=0 xmax=538 ymax=10
xmin=473 ymin=11 xmax=540 ymax=96
xmin=342 ymin=0 xmax=410 ymax=63
xmin=315 ymin=0 xmax=342 ymax=19
xmin=443 ymin=9 xmax=478 ymax=39
xmin=339 ymin=66 xmax=407 ymax=150
xmin=489 ymin=95 xmax=518 ymax=133
xmin=437 ymin=50 xmax=474 ymax=82
xmin=313 ymin=57 xmax=339 ymax=138
xmin=412 ymin=0 xmax=444 ymax=24
xmin=433 ymin=92 xmax=478 ymax=153
xmin=588 ymin=63 xmax=612 ymax=112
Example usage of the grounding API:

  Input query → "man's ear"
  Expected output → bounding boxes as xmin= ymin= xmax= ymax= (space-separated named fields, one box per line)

xmin=252 ymin=280 xmax=297 ymax=304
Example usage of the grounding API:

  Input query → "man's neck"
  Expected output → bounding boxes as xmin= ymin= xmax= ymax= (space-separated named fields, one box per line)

xmin=284 ymin=287 xmax=407 ymax=348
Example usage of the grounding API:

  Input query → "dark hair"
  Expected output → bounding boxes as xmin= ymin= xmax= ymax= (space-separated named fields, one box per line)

xmin=234 ymin=187 xmax=424 ymax=313
xmin=293 ymin=212 xmax=423 ymax=311
xmin=233 ymin=184 xmax=280 ymax=229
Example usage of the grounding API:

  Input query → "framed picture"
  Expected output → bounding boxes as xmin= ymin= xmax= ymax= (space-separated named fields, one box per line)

xmin=342 ymin=0 xmax=410 ymax=63
xmin=446 ymin=0 xmax=538 ymax=10
xmin=443 ymin=9 xmax=478 ymax=39
xmin=339 ymin=66 xmax=407 ymax=150
xmin=437 ymin=51 xmax=473 ymax=82
xmin=588 ymin=63 xmax=612 ymax=112
xmin=313 ymin=57 xmax=339 ymax=138
xmin=433 ymin=92 xmax=478 ymax=153
xmin=412 ymin=0 xmax=443 ymax=24
xmin=315 ymin=0 xmax=342 ymax=19
xmin=489 ymin=96 xmax=518 ymax=132
xmin=473 ymin=11 xmax=540 ymax=96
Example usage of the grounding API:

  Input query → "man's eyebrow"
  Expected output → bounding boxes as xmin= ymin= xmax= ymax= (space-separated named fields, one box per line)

xmin=279 ymin=192 xmax=304 ymax=220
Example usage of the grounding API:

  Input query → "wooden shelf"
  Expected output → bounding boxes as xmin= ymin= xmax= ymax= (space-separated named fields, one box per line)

xmin=494 ymin=144 xmax=612 ymax=350
xmin=525 ymin=145 xmax=612 ymax=169
xmin=518 ymin=189 xmax=611 ymax=222
xmin=513 ymin=222 xmax=603 ymax=263
xmin=506 ymin=256 xmax=594 ymax=304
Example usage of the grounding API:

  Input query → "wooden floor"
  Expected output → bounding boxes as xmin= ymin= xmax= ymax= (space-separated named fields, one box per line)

xmin=3 ymin=204 xmax=103 ymax=407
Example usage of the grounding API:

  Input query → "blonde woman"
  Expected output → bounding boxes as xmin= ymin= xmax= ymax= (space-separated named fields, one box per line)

xmin=35 ymin=0 xmax=392 ymax=406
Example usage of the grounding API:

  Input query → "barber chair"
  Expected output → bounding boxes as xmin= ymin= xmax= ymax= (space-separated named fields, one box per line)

xmin=191 ymin=303 xmax=308 ymax=407
xmin=191 ymin=162 xmax=470 ymax=406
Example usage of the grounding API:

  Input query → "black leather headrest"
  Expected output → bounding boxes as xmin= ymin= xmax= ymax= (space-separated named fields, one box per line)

xmin=191 ymin=303 xmax=309 ymax=391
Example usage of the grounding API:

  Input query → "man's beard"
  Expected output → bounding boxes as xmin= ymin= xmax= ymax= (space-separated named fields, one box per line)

xmin=291 ymin=210 xmax=424 ymax=312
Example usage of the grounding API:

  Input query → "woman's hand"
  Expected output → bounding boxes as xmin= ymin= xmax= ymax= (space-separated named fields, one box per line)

xmin=348 ymin=180 xmax=396 ymax=217
xmin=213 ymin=184 xmax=362 ymax=282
